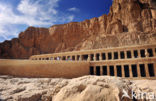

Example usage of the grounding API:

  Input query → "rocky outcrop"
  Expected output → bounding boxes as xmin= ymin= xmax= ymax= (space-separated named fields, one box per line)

xmin=0 ymin=0 xmax=156 ymax=59
xmin=0 ymin=76 xmax=155 ymax=101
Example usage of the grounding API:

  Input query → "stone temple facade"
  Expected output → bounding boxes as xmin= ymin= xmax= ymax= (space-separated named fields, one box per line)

xmin=30 ymin=44 xmax=156 ymax=78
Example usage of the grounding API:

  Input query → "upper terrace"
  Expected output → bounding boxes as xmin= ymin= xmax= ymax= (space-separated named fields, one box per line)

xmin=30 ymin=44 xmax=156 ymax=61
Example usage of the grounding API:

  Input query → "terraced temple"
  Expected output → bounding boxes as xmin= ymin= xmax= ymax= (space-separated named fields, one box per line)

xmin=30 ymin=44 xmax=156 ymax=78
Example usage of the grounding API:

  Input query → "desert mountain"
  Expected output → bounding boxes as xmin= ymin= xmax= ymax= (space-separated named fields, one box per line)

xmin=0 ymin=0 xmax=156 ymax=59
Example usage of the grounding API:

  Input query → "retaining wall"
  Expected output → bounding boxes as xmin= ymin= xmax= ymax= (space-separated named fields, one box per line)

xmin=0 ymin=59 xmax=90 ymax=78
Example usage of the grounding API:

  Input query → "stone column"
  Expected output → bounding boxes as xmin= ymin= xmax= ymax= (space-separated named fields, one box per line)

xmin=94 ymin=54 xmax=97 ymax=61
xmin=121 ymin=65 xmax=125 ymax=77
xmin=145 ymin=49 xmax=149 ymax=58
xmin=131 ymin=50 xmax=134 ymax=58
xmin=105 ymin=52 xmax=108 ymax=60
xmin=59 ymin=57 xmax=61 ymax=60
xmin=87 ymin=54 xmax=91 ymax=61
xmin=112 ymin=52 xmax=114 ymax=60
xmin=152 ymin=48 xmax=156 ymax=57
xmin=107 ymin=65 xmax=110 ymax=76
xmin=129 ymin=65 xmax=133 ymax=78
xmin=114 ymin=65 xmax=117 ymax=77
xmin=65 ymin=56 xmax=68 ymax=60
xmin=118 ymin=51 xmax=120 ymax=59
xmin=79 ymin=55 xmax=82 ymax=61
xmin=145 ymin=63 xmax=150 ymax=77
xmin=99 ymin=53 xmax=102 ymax=61
xmin=75 ymin=55 xmax=78 ymax=61
xmin=138 ymin=50 xmax=141 ymax=58
xmin=124 ymin=51 xmax=127 ymax=59
xmin=137 ymin=64 xmax=141 ymax=78
xmin=100 ymin=66 xmax=103 ymax=75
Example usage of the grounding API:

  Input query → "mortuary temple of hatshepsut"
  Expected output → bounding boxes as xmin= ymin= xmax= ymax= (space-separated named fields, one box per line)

xmin=29 ymin=44 xmax=156 ymax=79
xmin=0 ymin=44 xmax=156 ymax=79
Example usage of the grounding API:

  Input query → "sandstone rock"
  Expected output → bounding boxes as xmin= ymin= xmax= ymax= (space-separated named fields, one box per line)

xmin=0 ymin=0 xmax=156 ymax=59
xmin=0 ymin=75 xmax=155 ymax=101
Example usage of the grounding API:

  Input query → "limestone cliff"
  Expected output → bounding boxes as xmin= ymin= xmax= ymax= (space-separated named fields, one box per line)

xmin=0 ymin=0 xmax=156 ymax=59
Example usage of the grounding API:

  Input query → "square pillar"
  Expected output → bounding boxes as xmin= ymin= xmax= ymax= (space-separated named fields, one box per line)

xmin=145 ymin=49 xmax=149 ymax=58
xmin=94 ymin=54 xmax=97 ymax=61
xmin=99 ymin=53 xmax=102 ymax=61
xmin=79 ymin=55 xmax=82 ymax=61
xmin=121 ymin=65 xmax=125 ymax=77
xmin=118 ymin=51 xmax=121 ymax=59
xmin=145 ymin=63 xmax=150 ymax=77
xmin=129 ymin=65 xmax=133 ymax=78
xmin=137 ymin=64 xmax=141 ymax=77
xmin=65 ymin=56 xmax=68 ymax=60
xmin=105 ymin=52 xmax=108 ymax=60
xmin=75 ymin=55 xmax=77 ymax=61
xmin=124 ymin=51 xmax=127 ymax=59
xmin=131 ymin=50 xmax=134 ymax=58
xmin=87 ymin=54 xmax=91 ymax=61
xmin=107 ymin=65 xmax=110 ymax=76
xmin=138 ymin=50 xmax=141 ymax=58
xmin=100 ymin=66 xmax=103 ymax=75
xmin=112 ymin=52 xmax=114 ymax=60
xmin=152 ymin=48 xmax=156 ymax=57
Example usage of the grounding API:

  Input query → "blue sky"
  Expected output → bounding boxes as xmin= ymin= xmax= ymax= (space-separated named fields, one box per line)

xmin=0 ymin=0 xmax=113 ymax=42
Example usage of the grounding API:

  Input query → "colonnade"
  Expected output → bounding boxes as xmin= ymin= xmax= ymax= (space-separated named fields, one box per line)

xmin=90 ymin=63 xmax=156 ymax=78
xmin=31 ymin=47 xmax=156 ymax=61
xmin=29 ymin=44 xmax=156 ymax=78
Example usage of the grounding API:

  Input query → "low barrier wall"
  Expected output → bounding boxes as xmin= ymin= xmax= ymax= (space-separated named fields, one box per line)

xmin=0 ymin=59 xmax=90 ymax=78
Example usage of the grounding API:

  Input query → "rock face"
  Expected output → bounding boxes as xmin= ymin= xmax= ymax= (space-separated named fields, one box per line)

xmin=0 ymin=0 xmax=156 ymax=59
xmin=0 ymin=75 xmax=156 ymax=101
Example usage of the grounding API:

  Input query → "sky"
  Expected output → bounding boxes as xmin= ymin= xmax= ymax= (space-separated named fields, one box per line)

xmin=0 ymin=0 xmax=113 ymax=42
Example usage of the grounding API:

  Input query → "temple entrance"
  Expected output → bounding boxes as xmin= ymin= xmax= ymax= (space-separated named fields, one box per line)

xmin=109 ymin=66 xmax=114 ymax=76
xmin=77 ymin=55 xmax=80 ymax=60
xmin=120 ymin=51 xmax=125 ymax=59
xmin=147 ymin=49 xmax=153 ymax=57
xmin=72 ymin=56 xmax=75 ymax=61
xmin=116 ymin=65 xmax=122 ymax=77
xmin=139 ymin=64 xmax=146 ymax=77
xmin=127 ymin=51 xmax=131 ymax=58
xmin=62 ymin=56 xmax=66 ymax=60
xmin=140 ymin=50 xmax=145 ymax=57
xmin=132 ymin=64 xmax=137 ymax=77
xmin=82 ymin=55 xmax=88 ymax=61
xmin=108 ymin=52 xmax=112 ymax=60
xmin=124 ymin=65 xmax=130 ymax=77
xmin=102 ymin=53 xmax=106 ymax=60
xmin=91 ymin=54 xmax=94 ymax=61
xmin=134 ymin=50 xmax=138 ymax=58
xmin=90 ymin=66 xmax=94 ymax=75
xmin=114 ymin=52 xmax=118 ymax=59
xmin=96 ymin=66 xmax=100 ymax=76
xmin=96 ymin=53 xmax=100 ymax=61
xmin=148 ymin=63 xmax=155 ymax=77
xmin=102 ymin=66 xmax=107 ymax=75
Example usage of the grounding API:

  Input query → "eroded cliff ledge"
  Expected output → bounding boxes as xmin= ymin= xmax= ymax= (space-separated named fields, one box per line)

xmin=0 ymin=0 xmax=156 ymax=59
